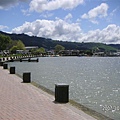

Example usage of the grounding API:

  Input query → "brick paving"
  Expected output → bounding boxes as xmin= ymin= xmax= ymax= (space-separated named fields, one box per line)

xmin=0 ymin=66 xmax=97 ymax=120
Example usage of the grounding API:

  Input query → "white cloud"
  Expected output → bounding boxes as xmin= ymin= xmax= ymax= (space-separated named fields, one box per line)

xmin=0 ymin=0 xmax=28 ymax=9
xmin=29 ymin=0 xmax=84 ymax=12
xmin=64 ymin=13 xmax=73 ymax=23
xmin=39 ymin=12 xmax=54 ymax=18
xmin=81 ymin=3 xmax=109 ymax=24
xmin=64 ymin=13 xmax=72 ymax=20
xmin=81 ymin=24 xmax=120 ymax=44
xmin=106 ymin=8 xmax=118 ymax=23
xmin=0 ymin=25 xmax=9 ymax=30
xmin=21 ymin=9 xmax=31 ymax=16
xmin=12 ymin=19 xmax=120 ymax=44
xmin=12 ymin=18 xmax=82 ymax=41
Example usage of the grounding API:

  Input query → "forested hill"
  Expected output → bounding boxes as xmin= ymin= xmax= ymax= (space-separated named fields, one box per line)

xmin=0 ymin=31 xmax=119 ymax=51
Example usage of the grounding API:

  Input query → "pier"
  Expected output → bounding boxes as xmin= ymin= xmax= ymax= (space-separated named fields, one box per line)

xmin=0 ymin=55 xmax=39 ymax=65
xmin=0 ymin=66 xmax=97 ymax=120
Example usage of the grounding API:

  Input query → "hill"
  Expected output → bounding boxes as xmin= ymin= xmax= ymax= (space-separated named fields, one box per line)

xmin=0 ymin=31 xmax=119 ymax=52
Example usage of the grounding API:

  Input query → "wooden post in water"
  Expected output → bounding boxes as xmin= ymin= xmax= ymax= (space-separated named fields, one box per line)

xmin=23 ymin=72 xmax=31 ymax=83
xmin=55 ymin=83 xmax=69 ymax=103
xmin=20 ymin=59 xmax=22 ymax=62
xmin=28 ymin=58 xmax=31 ymax=62
xmin=37 ymin=58 xmax=39 ymax=62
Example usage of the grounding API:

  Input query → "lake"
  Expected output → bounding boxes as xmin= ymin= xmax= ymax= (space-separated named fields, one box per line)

xmin=8 ymin=57 xmax=120 ymax=120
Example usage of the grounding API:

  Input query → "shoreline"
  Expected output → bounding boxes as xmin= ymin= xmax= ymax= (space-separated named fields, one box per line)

xmin=31 ymin=81 xmax=113 ymax=120
xmin=0 ymin=66 xmax=98 ymax=120
xmin=2 ymin=62 xmax=114 ymax=120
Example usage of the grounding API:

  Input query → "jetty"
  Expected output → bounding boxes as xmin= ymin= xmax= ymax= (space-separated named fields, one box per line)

xmin=0 ymin=66 xmax=98 ymax=120
xmin=0 ymin=55 xmax=39 ymax=65
xmin=13 ymin=58 xmax=39 ymax=62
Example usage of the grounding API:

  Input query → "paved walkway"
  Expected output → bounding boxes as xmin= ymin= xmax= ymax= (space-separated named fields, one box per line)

xmin=0 ymin=66 xmax=97 ymax=120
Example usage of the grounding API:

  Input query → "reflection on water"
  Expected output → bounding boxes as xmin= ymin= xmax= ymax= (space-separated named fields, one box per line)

xmin=8 ymin=57 xmax=120 ymax=120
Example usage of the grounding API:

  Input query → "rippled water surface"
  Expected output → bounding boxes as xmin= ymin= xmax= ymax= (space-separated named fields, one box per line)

xmin=8 ymin=57 xmax=120 ymax=120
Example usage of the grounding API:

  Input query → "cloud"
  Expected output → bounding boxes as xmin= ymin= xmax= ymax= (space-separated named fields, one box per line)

xmin=21 ymin=9 xmax=31 ymax=16
xmin=106 ymin=8 xmax=118 ymax=23
xmin=64 ymin=13 xmax=72 ymax=20
xmin=81 ymin=3 xmax=109 ymax=24
xmin=12 ymin=19 xmax=120 ymax=44
xmin=0 ymin=0 xmax=28 ymax=9
xmin=0 ymin=25 xmax=9 ymax=30
xmin=81 ymin=24 xmax=120 ymax=44
xmin=29 ymin=0 xmax=84 ymax=13
xmin=12 ymin=18 xmax=82 ymax=41
xmin=40 ymin=12 xmax=54 ymax=18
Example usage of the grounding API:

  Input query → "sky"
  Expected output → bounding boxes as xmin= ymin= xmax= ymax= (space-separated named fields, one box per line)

xmin=0 ymin=0 xmax=120 ymax=44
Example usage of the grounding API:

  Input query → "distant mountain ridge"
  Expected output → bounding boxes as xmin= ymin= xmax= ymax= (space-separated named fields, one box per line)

xmin=0 ymin=31 xmax=120 ymax=51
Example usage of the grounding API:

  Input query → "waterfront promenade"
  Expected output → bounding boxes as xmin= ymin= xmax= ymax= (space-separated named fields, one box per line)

xmin=0 ymin=66 xmax=97 ymax=120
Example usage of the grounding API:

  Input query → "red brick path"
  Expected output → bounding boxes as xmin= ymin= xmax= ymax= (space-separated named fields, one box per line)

xmin=0 ymin=67 xmax=97 ymax=120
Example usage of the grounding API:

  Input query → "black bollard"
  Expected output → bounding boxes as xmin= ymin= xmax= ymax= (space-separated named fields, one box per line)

xmin=28 ymin=58 xmax=31 ymax=62
xmin=55 ymin=83 xmax=69 ymax=103
xmin=0 ymin=62 xmax=4 ymax=66
xmin=36 ymin=58 xmax=39 ymax=62
xmin=10 ymin=67 xmax=15 ymax=74
xmin=10 ymin=57 xmax=14 ymax=62
xmin=23 ymin=72 xmax=31 ymax=83
xmin=3 ymin=63 xmax=8 ymax=69
xmin=20 ymin=59 xmax=22 ymax=62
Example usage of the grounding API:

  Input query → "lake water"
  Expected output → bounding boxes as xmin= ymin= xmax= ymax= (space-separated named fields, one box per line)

xmin=8 ymin=57 xmax=120 ymax=120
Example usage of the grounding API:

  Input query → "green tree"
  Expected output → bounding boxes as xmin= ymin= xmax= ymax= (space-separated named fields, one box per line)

xmin=0 ymin=34 xmax=12 ymax=50
xmin=9 ymin=40 xmax=18 ymax=49
xmin=55 ymin=44 xmax=65 ymax=54
xmin=10 ymin=40 xmax=25 ymax=53
xmin=36 ymin=47 xmax=45 ymax=53
xmin=84 ymin=50 xmax=93 ymax=56
xmin=33 ymin=47 xmax=45 ymax=54
xmin=10 ymin=46 xmax=18 ymax=54
xmin=16 ymin=40 xmax=25 ymax=50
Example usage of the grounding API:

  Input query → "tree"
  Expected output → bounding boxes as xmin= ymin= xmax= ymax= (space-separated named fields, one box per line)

xmin=0 ymin=33 xmax=25 ymax=51
xmin=10 ymin=46 xmax=18 ymax=54
xmin=16 ymin=40 xmax=25 ymax=50
xmin=84 ymin=50 xmax=93 ymax=56
xmin=33 ymin=47 xmax=46 ymax=54
xmin=55 ymin=44 xmax=65 ymax=54
xmin=0 ymin=34 xmax=12 ymax=50
xmin=37 ymin=47 xmax=45 ymax=54
xmin=9 ymin=40 xmax=18 ymax=49
xmin=9 ymin=40 xmax=25 ymax=54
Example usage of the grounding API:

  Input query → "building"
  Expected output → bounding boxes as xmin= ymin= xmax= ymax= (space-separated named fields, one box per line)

xmin=16 ymin=50 xmax=29 ymax=54
xmin=58 ymin=50 xmax=79 ymax=56
xmin=93 ymin=52 xmax=105 ymax=57
xmin=25 ymin=46 xmax=38 ymax=51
